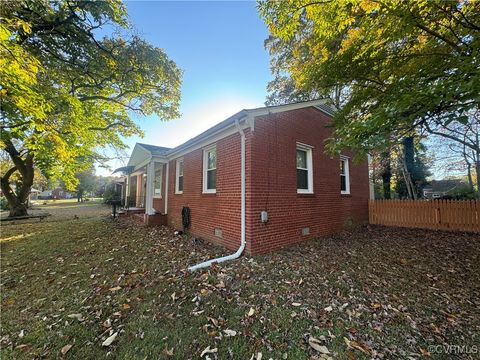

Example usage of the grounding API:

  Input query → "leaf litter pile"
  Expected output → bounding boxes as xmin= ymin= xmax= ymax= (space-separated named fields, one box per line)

xmin=1 ymin=204 xmax=479 ymax=359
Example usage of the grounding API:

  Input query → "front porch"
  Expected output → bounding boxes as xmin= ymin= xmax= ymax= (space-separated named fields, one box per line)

xmin=116 ymin=143 xmax=170 ymax=225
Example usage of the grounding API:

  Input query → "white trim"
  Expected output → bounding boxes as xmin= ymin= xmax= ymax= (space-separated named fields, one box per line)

xmin=153 ymin=163 xmax=163 ymax=199
xmin=166 ymin=99 xmax=331 ymax=159
xmin=167 ymin=120 xmax=249 ymax=159
xmin=340 ymin=155 xmax=351 ymax=195
xmin=175 ymin=158 xmax=184 ymax=194
xmin=247 ymin=99 xmax=332 ymax=117
xmin=127 ymin=143 xmax=151 ymax=167
xmin=164 ymin=162 xmax=169 ymax=214
xmin=145 ymin=161 xmax=155 ymax=215
xmin=202 ymin=144 xmax=217 ymax=194
xmin=296 ymin=143 xmax=314 ymax=194
xmin=188 ymin=119 xmax=246 ymax=271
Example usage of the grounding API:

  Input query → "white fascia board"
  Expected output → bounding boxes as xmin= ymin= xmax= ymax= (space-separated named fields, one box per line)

xmin=133 ymin=157 xmax=151 ymax=172
xmin=167 ymin=118 xmax=250 ymax=160
xmin=247 ymin=99 xmax=333 ymax=117
xmin=165 ymin=100 xmax=331 ymax=160
xmin=151 ymin=155 xmax=168 ymax=163
xmin=127 ymin=143 xmax=151 ymax=167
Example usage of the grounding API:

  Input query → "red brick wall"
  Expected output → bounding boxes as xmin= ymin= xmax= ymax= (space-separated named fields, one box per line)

xmin=248 ymin=107 xmax=369 ymax=254
xmin=162 ymin=107 xmax=368 ymax=255
xmin=166 ymin=131 xmax=252 ymax=251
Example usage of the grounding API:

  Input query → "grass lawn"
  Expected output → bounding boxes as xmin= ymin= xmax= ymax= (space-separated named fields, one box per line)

xmin=1 ymin=202 xmax=479 ymax=359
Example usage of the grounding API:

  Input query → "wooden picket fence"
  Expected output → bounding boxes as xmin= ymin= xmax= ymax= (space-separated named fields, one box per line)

xmin=369 ymin=199 xmax=480 ymax=233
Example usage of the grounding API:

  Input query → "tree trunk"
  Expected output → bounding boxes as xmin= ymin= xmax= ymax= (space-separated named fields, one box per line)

xmin=380 ymin=151 xmax=392 ymax=199
xmin=403 ymin=137 xmax=418 ymax=199
xmin=1 ymin=140 xmax=35 ymax=217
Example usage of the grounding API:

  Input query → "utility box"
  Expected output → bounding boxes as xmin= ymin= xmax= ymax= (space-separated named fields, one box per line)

xmin=260 ymin=211 xmax=268 ymax=223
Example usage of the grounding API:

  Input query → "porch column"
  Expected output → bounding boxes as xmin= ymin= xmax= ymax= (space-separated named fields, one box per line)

xmin=145 ymin=161 xmax=155 ymax=215
xmin=124 ymin=175 xmax=129 ymax=207
xmin=136 ymin=174 xmax=143 ymax=207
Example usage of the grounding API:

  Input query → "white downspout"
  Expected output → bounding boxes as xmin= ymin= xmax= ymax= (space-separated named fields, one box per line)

xmin=188 ymin=118 xmax=246 ymax=271
xmin=164 ymin=162 xmax=169 ymax=214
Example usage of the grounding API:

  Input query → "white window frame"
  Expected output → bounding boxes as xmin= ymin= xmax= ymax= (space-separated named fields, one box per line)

xmin=340 ymin=155 xmax=351 ymax=195
xmin=203 ymin=144 xmax=217 ymax=194
xmin=296 ymin=143 xmax=314 ymax=194
xmin=175 ymin=158 xmax=184 ymax=194
xmin=153 ymin=163 xmax=163 ymax=199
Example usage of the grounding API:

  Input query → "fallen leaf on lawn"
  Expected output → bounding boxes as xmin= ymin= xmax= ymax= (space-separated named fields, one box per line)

xmin=371 ymin=303 xmax=382 ymax=309
xmin=446 ymin=313 xmax=457 ymax=322
xmin=164 ymin=347 xmax=174 ymax=356
xmin=292 ymin=302 xmax=302 ymax=307
xmin=224 ymin=329 xmax=237 ymax=337
xmin=102 ymin=332 xmax=118 ymax=347
xmin=5 ymin=298 xmax=15 ymax=306
xmin=200 ymin=346 xmax=218 ymax=357
xmin=121 ymin=303 xmax=131 ymax=310
xmin=207 ymin=317 xmax=218 ymax=327
xmin=207 ymin=330 xmax=217 ymax=337
xmin=109 ymin=286 xmax=121 ymax=292
xmin=324 ymin=306 xmax=333 ymax=312
xmin=346 ymin=327 xmax=358 ymax=334
xmin=103 ymin=319 xmax=111 ymax=328
xmin=67 ymin=313 xmax=84 ymax=321
xmin=250 ymin=352 xmax=262 ymax=360
xmin=344 ymin=337 xmax=371 ymax=354
xmin=420 ymin=348 xmax=431 ymax=357
xmin=247 ymin=307 xmax=255 ymax=317
xmin=61 ymin=344 xmax=72 ymax=355
xmin=15 ymin=344 xmax=30 ymax=350
xmin=200 ymin=289 xmax=210 ymax=296
xmin=308 ymin=337 xmax=330 ymax=354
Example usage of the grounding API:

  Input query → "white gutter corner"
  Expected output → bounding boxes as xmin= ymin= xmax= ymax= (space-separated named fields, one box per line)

xmin=188 ymin=118 xmax=247 ymax=272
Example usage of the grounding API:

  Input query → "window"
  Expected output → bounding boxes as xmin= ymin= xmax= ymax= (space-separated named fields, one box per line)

xmin=296 ymin=143 xmax=313 ymax=193
xmin=175 ymin=159 xmax=184 ymax=194
xmin=203 ymin=145 xmax=217 ymax=193
xmin=340 ymin=156 xmax=350 ymax=194
xmin=153 ymin=163 xmax=163 ymax=198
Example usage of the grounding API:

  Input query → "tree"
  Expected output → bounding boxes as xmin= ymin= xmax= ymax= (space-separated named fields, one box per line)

xmin=1 ymin=0 xmax=182 ymax=217
xmin=264 ymin=35 xmax=347 ymax=107
xmin=258 ymin=0 xmax=480 ymax=160
xmin=75 ymin=167 xmax=97 ymax=201
xmin=394 ymin=137 xmax=431 ymax=199
xmin=427 ymin=110 xmax=479 ymax=197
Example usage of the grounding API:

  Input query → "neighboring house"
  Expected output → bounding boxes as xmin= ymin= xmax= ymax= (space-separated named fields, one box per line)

xmin=29 ymin=188 xmax=40 ymax=200
xmin=37 ymin=187 xmax=69 ymax=200
xmin=422 ymin=179 xmax=463 ymax=199
xmin=119 ymin=100 xmax=369 ymax=254
xmin=38 ymin=190 xmax=53 ymax=200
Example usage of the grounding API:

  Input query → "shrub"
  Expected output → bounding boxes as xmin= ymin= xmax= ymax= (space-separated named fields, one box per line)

xmin=0 ymin=197 xmax=9 ymax=211
xmin=103 ymin=182 xmax=120 ymax=203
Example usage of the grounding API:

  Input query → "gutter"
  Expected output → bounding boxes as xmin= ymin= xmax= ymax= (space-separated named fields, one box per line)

xmin=188 ymin=118 xmax=247 ymax=271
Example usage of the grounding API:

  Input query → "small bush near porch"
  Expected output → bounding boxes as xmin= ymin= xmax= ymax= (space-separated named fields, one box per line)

xmin=1 ymin=202 xmax=479 ymax=359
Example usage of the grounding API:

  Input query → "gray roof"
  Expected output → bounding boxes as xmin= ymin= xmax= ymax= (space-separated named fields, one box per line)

xmin=137 ymin=143 xmax=171 ymax=155
xmin=134 ymin=99 xmax=336 ymax=158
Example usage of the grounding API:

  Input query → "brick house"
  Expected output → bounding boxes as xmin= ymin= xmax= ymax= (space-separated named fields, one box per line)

xmin=119 ymin=100 xmax=369 ymax=258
